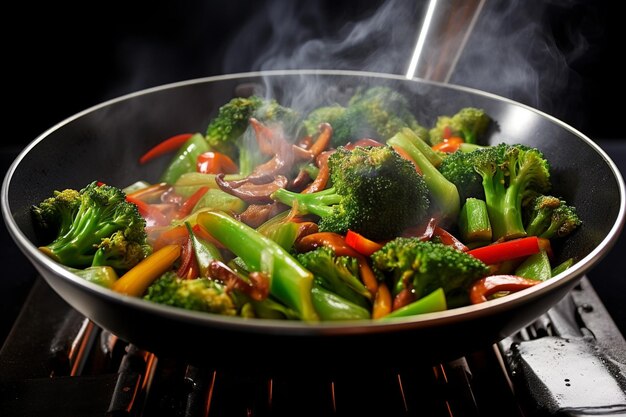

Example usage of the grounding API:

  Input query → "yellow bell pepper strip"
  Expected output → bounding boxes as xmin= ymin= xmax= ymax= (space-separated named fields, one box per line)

xmin=196 ymin=211 xmax=319 ymax=322
xmin=381 ymin=288 xmax=447 ymax=319
xmin=111 ymin=244 xmax=182 ymax=296
xmin=372 ymin=282 xmax=392 ymax=319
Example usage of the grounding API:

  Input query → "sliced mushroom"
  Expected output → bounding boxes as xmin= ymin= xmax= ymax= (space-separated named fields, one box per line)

xmin=215 ymin=173 xmax=289 ymax=204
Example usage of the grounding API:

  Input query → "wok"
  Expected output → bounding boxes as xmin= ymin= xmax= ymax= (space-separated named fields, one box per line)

xmin=2 ymin=70 xmax=625 ymax=370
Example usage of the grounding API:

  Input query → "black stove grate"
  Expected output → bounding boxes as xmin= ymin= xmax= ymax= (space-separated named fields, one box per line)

xmin=1 ymin=277 xmax=625 ymax=417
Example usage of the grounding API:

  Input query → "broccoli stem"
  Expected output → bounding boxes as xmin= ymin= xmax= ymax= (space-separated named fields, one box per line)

xmin=43 ymin=205 xmax=122 ymax=266
xmin=501 ymin=181 xmax=527 ymax=240
xmin=387 ymin=129 xmax=460 ymax=223
xmin=270 ymin=187 xmax=342 ymax=218
xmin=196 ymin=210 xmax=319 ymax=321
xmin=458 ymin=198 xmax=492 ymax=242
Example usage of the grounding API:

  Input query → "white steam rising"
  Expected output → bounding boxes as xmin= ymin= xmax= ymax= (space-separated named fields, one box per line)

xmin=221 ymin=0 xmax=592 ymax=122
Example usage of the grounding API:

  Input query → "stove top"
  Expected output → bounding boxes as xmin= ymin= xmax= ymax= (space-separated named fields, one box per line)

xmin=1 ymin=275 xmax=625 ymax=417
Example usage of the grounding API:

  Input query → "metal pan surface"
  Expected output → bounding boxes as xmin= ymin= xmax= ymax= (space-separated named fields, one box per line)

xmin=3 ymin=70 xmax=624 ymax=369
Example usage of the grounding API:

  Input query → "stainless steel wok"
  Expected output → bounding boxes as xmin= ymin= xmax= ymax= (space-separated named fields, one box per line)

xmin=2 ymin=70 xmax=624 ymax=370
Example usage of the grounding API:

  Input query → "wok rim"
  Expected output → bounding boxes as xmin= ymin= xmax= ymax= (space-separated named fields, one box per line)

xmin=2 ymin=69 xmax=625 ymax=336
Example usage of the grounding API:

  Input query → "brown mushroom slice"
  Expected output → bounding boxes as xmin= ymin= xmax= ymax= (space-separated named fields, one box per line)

xmin=237 ymin=202 xmax=287 ymax=228
xmin=215 ymin=173 xmax=289 ymax=204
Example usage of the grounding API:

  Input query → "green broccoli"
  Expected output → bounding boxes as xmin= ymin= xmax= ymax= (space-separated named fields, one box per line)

xmin=91 ymin=230 xmax=152 ymax=271
xmin=144 ymin=272 xmax=238 ymax=316
xmin=302 ymin=105 xmax=346 ymax=137
xmin=438 ymin=146 xmax=487 ymax=202
xmin=31 ymin=188 xmax=81 ymax=241
xmin=524 ymin=194 xmax=581 ymax=239
xmin=205 ymin=96 xmax=302 ymax=175
xmin=315 ymin=86 xmax=428 ymax=148
xmin=429 ymin=107 xmax=491 ymax=145
xmin=296 ymin=246 xmax=371 ymax=308
xmin=371 ymin=238 xmax=489 ymax=302
xmin=441 ymin=143 xmax=551 ymax=240
xmin=387 ymin=128 xmax=460 ymax=223
xmin=34 ymin=181 xmax=149 ymax=269
xmin=270 ymin=145 xmax=431 ymax=241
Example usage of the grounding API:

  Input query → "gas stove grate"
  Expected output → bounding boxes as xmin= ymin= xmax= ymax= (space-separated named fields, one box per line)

xmin=1 ymin=277 xmax=624 ymax=417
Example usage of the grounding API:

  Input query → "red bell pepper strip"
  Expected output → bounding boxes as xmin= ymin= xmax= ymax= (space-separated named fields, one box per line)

xmin=432 ymin=226 xmax=468 ymax=252
xmin=196 ymin=151 xmax=239 ymax=174
xmin=401 ymin=217 xmax=437 ymax=240
xmin=391 ymin=144 xmax=422 ymax=175
xmin=125 ymin=195 xmax=170 ymax=227
xmin=296 ymin=232 xmax=379 ymax=296
xmin=176 ymin=236 xmax=199 ymax=280
xmin=470 ymin=274 xmax=541 ymax=304
xmin=431 ymin=136 xmax=464 ymax=153
xmin=151 ymin=224 xmax=189 ymax=251
xmin=466 ymin=236 xmax=540 ymax=265
xmin=344 ymin=229 xmax=383 ymax=256
xmin=176 ymin=186 xmax=210 ymax=218
xmin=139 ymin=133 xmax=194 ymax=164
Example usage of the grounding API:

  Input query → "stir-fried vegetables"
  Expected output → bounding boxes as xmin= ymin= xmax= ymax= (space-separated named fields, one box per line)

xmin=31 ymin=86 xmax=582 ymax=321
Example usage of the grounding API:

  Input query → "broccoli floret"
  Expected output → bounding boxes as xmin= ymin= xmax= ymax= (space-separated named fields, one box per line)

xmin=438 ymin=145 xmax=491 ymax=202
xmin=371 ymin=238 xmax=489 ymax=301
xmin=429 ymin=107 xmax=491 ymax=145
xmin=302 ymin=105 xmax=347 ymax=137
xmin=270 ymin=145 xmax=430 ymax=241
xmin=447 ymin=143 xmax=551 ymax=240
xmin=34 ymin=181 xmax=149 ymax=269
xmin=144 ymin=272 xmax=238 ymax=316
xmin=324 ymin=86 xmax=428 ymax=148
xmin=296 ymin=247 xmax=371 ymax=308
xmin=524 ymin=195 xmax=581 ymax=239
xmin=205 ymin=96 xmax=302 ymax=175
xmin=31 ymin=188 xmax=81 ymax=240
xmin=92 ymin=230 xmax=152 ymax=271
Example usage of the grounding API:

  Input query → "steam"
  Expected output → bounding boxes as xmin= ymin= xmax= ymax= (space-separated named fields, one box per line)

xmin=220 ymin=0 xmax=594 ymax=126
xmin=223 ymin=0 xmax=421 ymax=76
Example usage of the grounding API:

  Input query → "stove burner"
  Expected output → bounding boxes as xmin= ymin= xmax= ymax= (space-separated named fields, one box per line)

xmin=1 ymin=276 xmax=625 ymax=417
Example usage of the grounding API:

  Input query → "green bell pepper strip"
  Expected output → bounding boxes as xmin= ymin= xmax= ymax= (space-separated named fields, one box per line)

xmin=381 ymin=288 xmax=447 ymax=319
xmin=184 ymin=222 xmax=222 ymax=278
xmin=514 ymin=250 xmax=552 ymax=281
xmin=68 ymin=266 xmax=118 ymax=288
xmin=311 ymin=284 xmax=370 ymax=321
xmin=196 ymin=210 xmax=319 ymax=322
xmin=551 ymin=258 xmax=574 ymax=276
xmin=160 ymin=133 xmax=211 ymax=184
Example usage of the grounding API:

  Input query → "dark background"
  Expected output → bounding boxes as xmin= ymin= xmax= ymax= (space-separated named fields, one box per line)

xmin=2 ymin=0 xmax=624 ymax=343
